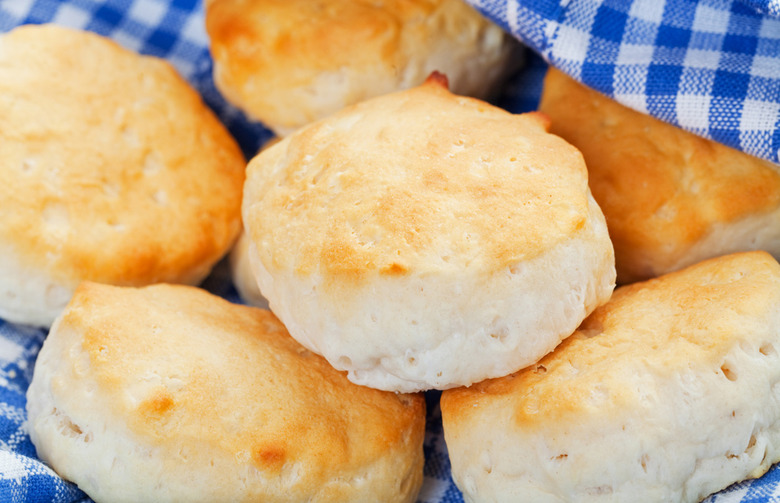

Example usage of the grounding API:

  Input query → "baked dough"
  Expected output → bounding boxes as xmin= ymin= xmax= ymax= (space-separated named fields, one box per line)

xmin=539 ymin=68 xmax=780 ymax=284
xmin=229 ymin=231 xmax=269 ymax=308
xmin=206 ymin=0 xmax=519 ymax=135
xmin=0 ymin=25 xmax=246 ymax=327
xmin=27 ymin=282 xmax=425 ymax=503
xmin=242 ymin=76 xmax=615 ymax=392
xmin=442 ymin=251 xmax=780 ymax=503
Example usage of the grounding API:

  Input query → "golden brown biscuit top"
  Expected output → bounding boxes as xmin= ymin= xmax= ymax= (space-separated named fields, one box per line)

xmin=0 ymin=25 xmax=245 ymax=285
xmin=208 ymin=0 xmax=429 ymax=69
xmin=539 ymin=68 xmax=780 ymax=281
xmin=442 ymin=251 xmax=780 ymax=432
xmin=61 ymin=282 xmax=425 ymax=483
xmin=243 ymin=79 xmax=590 ymax=285
xmin=207 ymin=0 xmax=481 ymax=85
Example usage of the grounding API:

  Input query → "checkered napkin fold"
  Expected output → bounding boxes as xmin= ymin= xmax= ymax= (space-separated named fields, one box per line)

xmin=0 ymin=1 xmax=779 ymax=503
xmin=473 ymin=0 xmax=780 ymax=165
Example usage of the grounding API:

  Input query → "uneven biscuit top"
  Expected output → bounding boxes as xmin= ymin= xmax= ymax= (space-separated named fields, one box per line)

xmin=69 ymin=283 xmax=423 ymax=470
xmin=442 ymin=251 xmax=780 ymax=432
xmin=539 ymin=68 xmax=780 ymax=282
xmin=206 ymin=0 xmax=509 ymax=131
xmin=0 ymin=25 xmax=245 ymax=287
xmin=41 ymin=282 xmax=424 ymax=500
xmin=243 ymin=79 xmax=590 ymax=287
xmin=208 ymin=0 xmax=441 ymax=78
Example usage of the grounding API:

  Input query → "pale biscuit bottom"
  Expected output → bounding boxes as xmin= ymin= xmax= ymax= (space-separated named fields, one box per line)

xmin=229 ymin=232 xmax=269 ymax=309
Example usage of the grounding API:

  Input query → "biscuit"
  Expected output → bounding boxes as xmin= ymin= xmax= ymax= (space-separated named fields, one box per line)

xmin=26 ymin=282 xmax=425 ymax=503
xmin=229 ymin=231 xmax=269 ymax=308
xmin=205 ymin=0 xmax=519 ymax=135
xmin=242 ymin=76 xmax=616 ymax=392
xmin=441 ymin=251 xmax=780 ymax=503
xmin=229 ymin=137 xmax=280 ymax=308
xmin=0 ymin=25 xmax=246 ymax=327
xmin=539 ymin=68 xmax=780 ymax=284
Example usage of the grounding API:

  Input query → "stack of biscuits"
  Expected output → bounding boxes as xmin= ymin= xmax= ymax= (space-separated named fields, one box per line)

xmin=6 ymin=1 xmax=780 ymax=502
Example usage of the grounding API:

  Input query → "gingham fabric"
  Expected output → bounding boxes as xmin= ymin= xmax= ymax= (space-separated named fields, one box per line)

xmin=0 ymin=1 xmax=778 ymax=503
xmin=471 ymin=0 xmax=780 ymax=164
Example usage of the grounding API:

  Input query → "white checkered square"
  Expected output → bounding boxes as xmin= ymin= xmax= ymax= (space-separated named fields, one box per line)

xmin=628 ymin=0 xmax=666 ymax=24
xmin=554 ymin=24 xmax=592 ymax=65
xmin=506 ymin=0 xmax=522 ymax=35
xmin=128 ymin=0 xmax=167 ymax=27
xmin=679 ymin=66 xmax=716 ymax=95
xmin=617 ymin=42 xmax=656 ymax=65
xmin=692 ymin=3 xmax=732 ymax=34
xmin=751 ymin=55 xmax=780 ymax=79
xmin=179 ymin=9 xmax=208 ymax=46
xmin=759 ymin=15 xmax=780 ymax=39
xmin=0 ymin=337 xmax=23 ymax=367
xmin=1 ymin=0 xmax=35 ymax=19
xmin=683 ymin=48 xmax=722 ymax=70
xmin=50 ymin=3 xmax=91 ymax=29
xmin=615 ymin=92 xmax=649 ymax=113
xmin=740 ymin=98 xmax=779 ymax=131
xmin=676 ymin=93 xmax=713 ymax=130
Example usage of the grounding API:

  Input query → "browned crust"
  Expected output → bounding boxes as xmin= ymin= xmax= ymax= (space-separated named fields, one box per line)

xmin=67 ymin=281 xmax=425 ymax=494
xmin=0 ymin=25 xmax=246 ymax=287
xmin=539 ymin=68 xmax=780 ymax=283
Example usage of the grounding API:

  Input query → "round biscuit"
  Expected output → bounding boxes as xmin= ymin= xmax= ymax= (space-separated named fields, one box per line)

xmin=539 ymin=68 xmax=780 ymax=284
xmin=442 ymin=251 xmax=780 ymax=502
xmin=205 ymin=0 xmax=520 ymax=135
xmin=0 ymin=25 xmax=246 ymax=327
xmin=27 ymin=282 xmax=425 ymax=503
xmin=242 ymin=77 xmax=616 ymax=392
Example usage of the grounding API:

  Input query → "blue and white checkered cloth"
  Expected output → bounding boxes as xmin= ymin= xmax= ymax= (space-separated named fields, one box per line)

xmin=472 ymin=0 xmax=780 ymax=164
xmin=0 ymin=1 xmax=779 ymax=502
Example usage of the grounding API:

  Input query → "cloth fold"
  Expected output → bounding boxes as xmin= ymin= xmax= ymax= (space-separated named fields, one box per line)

xmin=471 ymin=0 xmax=780 ymax=165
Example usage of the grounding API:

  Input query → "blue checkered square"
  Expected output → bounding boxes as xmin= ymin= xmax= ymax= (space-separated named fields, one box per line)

xmin=723 ymin=32 xmax=760 ymax=52
xmin=713 ymin=68 xmax=752 ymax=97
xmin=591 ymin=6 xmax=629 ymax=42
